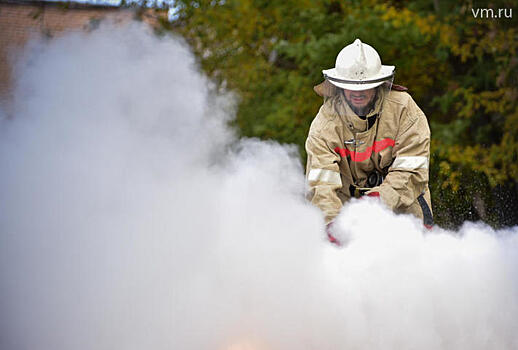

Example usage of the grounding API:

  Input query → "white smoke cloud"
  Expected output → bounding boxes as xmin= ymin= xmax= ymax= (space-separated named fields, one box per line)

xmin=1 ymin=23 xmax=517 ymax=350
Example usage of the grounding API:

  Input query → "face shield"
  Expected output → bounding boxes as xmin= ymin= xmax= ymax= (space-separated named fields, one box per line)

xmin=338 ymin=76 xmax=394 ymax=118
xmin=313 ymin=75 xmax=394 ymax=126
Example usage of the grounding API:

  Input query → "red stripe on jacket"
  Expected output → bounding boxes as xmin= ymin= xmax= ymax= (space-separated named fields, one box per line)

xmin=334 ymin=138 xmax=395 ymax=162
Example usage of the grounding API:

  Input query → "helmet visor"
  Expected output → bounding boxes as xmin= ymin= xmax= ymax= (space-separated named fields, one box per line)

xmin=338 ymin=77 xmax=393 ymax=119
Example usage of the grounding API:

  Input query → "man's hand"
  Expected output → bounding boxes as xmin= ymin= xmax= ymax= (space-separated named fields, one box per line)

xmin=326 ymin=222 xmax=341 ymax=246
xmin=365 ymin=191 xmax=380 ymax=198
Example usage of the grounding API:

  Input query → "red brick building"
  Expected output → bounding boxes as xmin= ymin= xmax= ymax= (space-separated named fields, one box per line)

xmin=0 ymin=0 xmax=165 ymax=103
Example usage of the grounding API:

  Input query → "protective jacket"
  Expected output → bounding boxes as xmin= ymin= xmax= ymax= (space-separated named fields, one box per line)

xmin=306 ymin=81 xmax=433 ymax=226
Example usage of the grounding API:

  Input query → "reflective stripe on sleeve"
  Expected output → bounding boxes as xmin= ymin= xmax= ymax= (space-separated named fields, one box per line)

xmin=307 ymin=169 xmax=342 ymax=185
xmin=392 ymin=156 xmax=429 ymax=169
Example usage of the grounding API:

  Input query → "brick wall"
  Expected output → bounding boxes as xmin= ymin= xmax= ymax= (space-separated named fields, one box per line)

xmin=0 ymin=0 xmax=165 ymax=104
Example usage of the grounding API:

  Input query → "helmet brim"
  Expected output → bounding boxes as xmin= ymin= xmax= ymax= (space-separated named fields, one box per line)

xmin=323 ymin=65 xmax=395 ymax=91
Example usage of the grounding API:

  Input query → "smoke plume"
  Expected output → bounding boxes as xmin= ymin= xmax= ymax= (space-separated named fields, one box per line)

xmin=1 ymin=23 xmax=517 ymax=350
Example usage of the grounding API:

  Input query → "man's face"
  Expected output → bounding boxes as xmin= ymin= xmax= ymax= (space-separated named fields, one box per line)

xmin=343 ymin=88 xmax=377 ymax=115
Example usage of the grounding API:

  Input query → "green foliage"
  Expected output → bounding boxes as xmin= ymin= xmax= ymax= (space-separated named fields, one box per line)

xmin=166 ymin=0 xmax=518 ymax=228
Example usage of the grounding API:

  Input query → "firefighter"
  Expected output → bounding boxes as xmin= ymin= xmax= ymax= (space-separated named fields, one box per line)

xmin=305 ymin=39 xmax=433 ymax=244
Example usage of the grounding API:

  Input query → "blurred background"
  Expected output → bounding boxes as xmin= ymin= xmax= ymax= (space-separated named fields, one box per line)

xmin=1 ymin=0 xmax=517 ymax=229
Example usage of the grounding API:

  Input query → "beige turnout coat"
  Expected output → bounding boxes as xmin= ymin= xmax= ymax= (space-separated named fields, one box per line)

xmin=306 ymin=81 xmax=433 ymax=225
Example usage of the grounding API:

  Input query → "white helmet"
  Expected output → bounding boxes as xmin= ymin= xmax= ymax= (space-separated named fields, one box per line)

xmin=322 ymin=39 xmax=395 ymax=91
